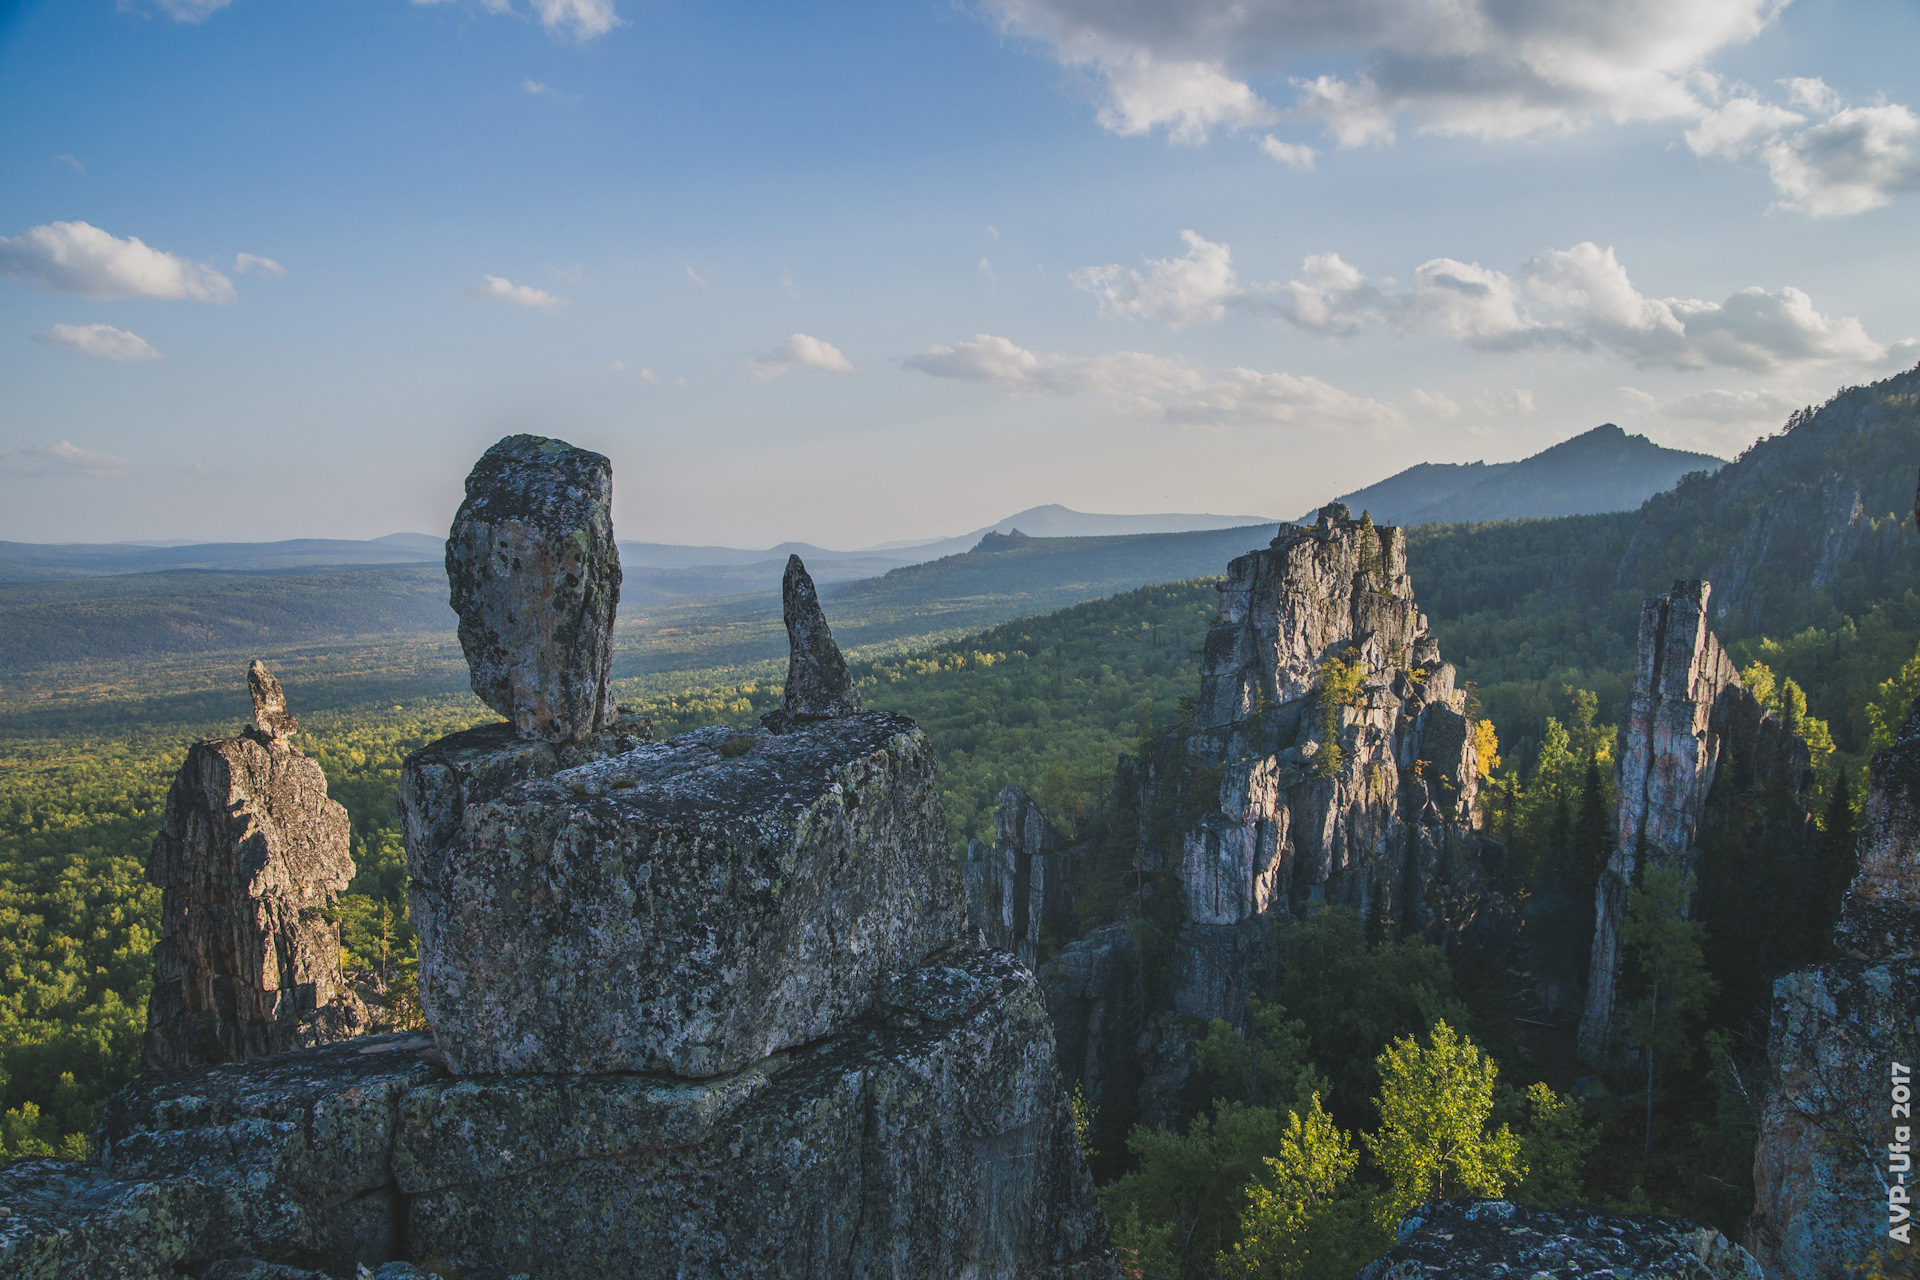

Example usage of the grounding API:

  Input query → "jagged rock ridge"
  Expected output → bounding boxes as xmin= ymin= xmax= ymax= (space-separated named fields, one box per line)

xmin=143 ymin=662 xmax=368 ymax=1069
xmin=1357 ymin=1198 xmax=1763 ymax=1279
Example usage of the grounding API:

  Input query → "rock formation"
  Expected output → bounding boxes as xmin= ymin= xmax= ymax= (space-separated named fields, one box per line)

xmin=1043 ymin=507 xmax=1497 ymax=1128
xmin=1745 ymin=699 xmax=1920 ymax=1278
xmin=764 ymin=553 xmax=861 ymax=728
xmin=966 ymin=785 xmax=1072 ymax=968
xmin=444 ymin=433 xmax=621 ymax=742
xmin=144 ymin=662 xmax=368 ymax=1069
xmin=20 ymin=436 xmax=1117 ymax=1278
xmin=1355 ymin=1199 xmax=1763 ymax=1279
xmin=1578 ymin=581 xmax=1809 ymax=1066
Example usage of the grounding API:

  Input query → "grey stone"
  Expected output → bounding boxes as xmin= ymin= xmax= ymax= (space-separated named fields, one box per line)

xmin=1579 ymin=581 xmax=1810 ymax=1066
xmin=400 ymin=712 xmax=963 ymax=1076
xmin=145 ymin=670 xmax=369 ymax=1070
xmin=248 ymin=660 xmax=298 ymax=741
xmin=396 ymin=947 xmax=1116 ymax=1280
xmin=205 ymin=1261 xmax=334 ymax=1280
xmin=446 ymin=434 xmax=621 ymax=743
xmin=99 ymin=1032 xmax=444 ymax=1271
xmin=1354 ymin=1199 xmax=1763 ymax=1279
xmin=0 ymin=1156 xmax=211 ymax=1280
xmin=965 ymin=785 xmax=1071 ymax=968
xmin=1745 ymin=699 xmax=1920 ymax=1278
xmin=768 ymin=553 xmax=860 ymax=726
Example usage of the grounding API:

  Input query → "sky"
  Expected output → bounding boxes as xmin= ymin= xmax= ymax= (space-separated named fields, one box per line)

xmin=1 ymin=0 xmax=1917 ymax=549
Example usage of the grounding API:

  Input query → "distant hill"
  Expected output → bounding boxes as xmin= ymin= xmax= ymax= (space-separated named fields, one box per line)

xmin=1306 ymin=425 xmax=1722 ymax=526
xmin=0 ymin=534 xmax=444 ymax=584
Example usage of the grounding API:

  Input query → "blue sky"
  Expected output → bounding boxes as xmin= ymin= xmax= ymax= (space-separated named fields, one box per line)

xmin=2 ymin=0 xmax=1917 ymax=548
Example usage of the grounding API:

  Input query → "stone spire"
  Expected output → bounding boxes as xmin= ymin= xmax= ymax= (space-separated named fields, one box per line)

xmin=144 ymin=663 xmax=367 ymax=1068
xmin=445 ymin=434 xmax=622 ymax=743
xmin=769 ymin=554 xmax=860 ymax=726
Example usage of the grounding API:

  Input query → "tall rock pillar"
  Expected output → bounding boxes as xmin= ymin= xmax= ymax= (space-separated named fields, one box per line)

xmin=144 ymin=662 xmax=368 ymax=1068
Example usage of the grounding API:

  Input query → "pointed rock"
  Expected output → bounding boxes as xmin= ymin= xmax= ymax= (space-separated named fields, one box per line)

xmin=446 ymin=434 xmax=622 ymax=742
xmin=773 ymin=554 xmax=860 ymax=724
xmin=248 ymin=659 xmax=298 ymax=741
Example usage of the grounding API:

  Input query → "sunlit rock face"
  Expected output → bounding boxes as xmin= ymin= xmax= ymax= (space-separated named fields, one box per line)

xmin=1578 ymin=580 xmax=1810 ymax=1067
xmin=1746 ymin=700 xmax=1920 ymax=1279
xmin=144 ymin=663 xmax=367 ymax=1070
xmin=445 ymin=434 xmax=621 ymax=743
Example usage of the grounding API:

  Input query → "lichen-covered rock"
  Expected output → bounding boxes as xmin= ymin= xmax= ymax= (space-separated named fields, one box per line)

xmin=397 ymin=947 xmax=1115 ymax=1280
xmin=1355 ymin=1199 xmax=1764 ymax=1279
xmin=1580 ymin=581 xmax=1810 ymax=1066
xmin=767 ymin=554 xmax=861 ymax=726
xmin=248 ymin=660 xmax=299 ymax=741
xmin=1745 ymin=699 xmax=1920 ymax=1278
xmin=0 ymin=1156 xmax=211 ymax=1280
xmin=1037 ymin=923 xmax=1142 ymax=1149
xmin=145 ymin=672 xmax=369 ymax=1069
xmin=98 ymin=1032 xmax=446 ymax=1272
xmin=445 ymin=434 xmax=621 ymax=743
xmin=400 ymin=711 xmax=963 ymax=1076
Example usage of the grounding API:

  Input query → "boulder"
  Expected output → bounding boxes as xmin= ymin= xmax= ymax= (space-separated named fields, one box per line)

xmin=445 ymin=434 xmax=622 ymax=743
xmin=1355 ymin=1199 xmax=1763 ymax=1279
xmin=400 ymin=712 xmax=963 ymax=1076
xmin=145 ymin=665 xmax=368 ymax=1069
xmin=0 ymin=1156 xmax=210 ymax=1280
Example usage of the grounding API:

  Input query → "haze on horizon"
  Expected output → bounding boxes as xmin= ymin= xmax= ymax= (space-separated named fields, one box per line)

xmin=1 ymin=0 xmax=1917 ymax=550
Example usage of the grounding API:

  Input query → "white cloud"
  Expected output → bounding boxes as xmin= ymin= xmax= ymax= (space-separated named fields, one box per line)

xmin=0 ymin=221 xmax=234 ymax=302
xmin=1661 ymin=387 xmax=1804 ymax=424
xmin=1414 ymin=389 xmax=1460 ymax=418
xmin=465 ymin=275 xmax=566 ymax=310
xmin=1072 ymin=230 xmax=1239 ymax=328
xmin=979 ymin=258 xmax=998 ymax=290
xmin=34 ymin=323 xmax=162 ymax=361
xmin=1616 ymin=385 xmax=1658 ymax=408
xmin=529 ymin=0 xmax=620 ymax=40
xmin=638 ymin=366 xmax=659 ymax=385
xmin=983 ymin=0 xmax=1782 ymax=146
xmin=53 ymin=154 xmax=83 ymax=173
xmin=146 ymin=0 xmax=237 ymax=21
xmin=11 ymin=441 xmax=129 ymax=478
xmin=685 ymin=265 xmax=707 ymax=286
xmin=1479 ymin=388 xmax=1536 ymax=414
xmin=1259 ymin=136 xmax=1316 ymax=168
xmin=1247 ymin=239 xmax=1898 ymax=372
xmin=233 ymin=252 xmax=285 ymax=278
xmin=749 ymin=333 xmax=855 ymax=383
xmin=1688 ymin=83 xmax=1920 ymax=216
xmin=902 ymin=333 xmax=1400 ymax=431
xmin=525 ymin=79 xmax=551 ymax=94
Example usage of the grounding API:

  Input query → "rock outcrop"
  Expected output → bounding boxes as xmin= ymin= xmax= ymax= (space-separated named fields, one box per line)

xmin=1041 ymin=507 xmax=1498 ymax=1129
xmin=1745 ymin=700 xmax=1920 ymax=1278
xmin=1355 ymin=1199 xmax=1763 ymax=1279
xmin=767 ymin=554 xmax=862 ymax=725
xmin=20 ymin=437 xmax=1116 ymax=1278
xmin=966 ymin=785 xmax=1072 ymax=968
xmin=144 ymin=663 xmax=368 ymax=1069
xmin=445 ymin=434 xmax=621 ymax=743
xmin=1578 ymin=581 xmax=1809 ymax=1066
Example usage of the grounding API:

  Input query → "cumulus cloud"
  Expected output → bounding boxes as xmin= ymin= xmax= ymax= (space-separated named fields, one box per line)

xmin=34 ymin=323 xmax=162 ymax=361
xmin=1661 ymin=387 xmax=1805 ymax=423
xmin=0 ymin=221 xmax=234 ymax=302
xmin=11 ymin=441 xmax=129 ymax=478
xmin=902 ymin=333 xmax=1402 ymax=431
xmin=1157 ymin=236 xmax=1904 ymax=373
xmin=1413 ymin=389 xmax=1460 ymax=418
xmin=1072 ymin=230 xmax=1240 ymax=328
xmin=465 ymin=275 xmax=567 ymax=310
xmin=1259 ymin=137 xmax=1316 ymax=168
xmin=1688 ymin=80 xmax=1920 ymax=216
xmin=233 ymin=252 xmax=285 ymax=278
xmin=529 ymin=0 xmax=620 ymax=40
xmin=749 ymin=333 xmax=855 ymax=382
xmin=145 ymin=0 xmax=237 ymax=21
xmin=982 ymin=0 xmax=1781 ymax=147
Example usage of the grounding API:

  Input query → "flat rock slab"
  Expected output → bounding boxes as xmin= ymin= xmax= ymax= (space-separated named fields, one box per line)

xmin=29 ymin=954 xmax=1117 ymax=1280
xmin=400 ymin=711 xmax=963 ymax=1076
xmin=1355 ymin=1199 xmax=1763 ymax=1279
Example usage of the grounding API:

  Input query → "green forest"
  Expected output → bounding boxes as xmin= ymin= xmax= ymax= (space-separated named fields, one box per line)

xmin=2 ymin=370 xmax=1918 ymax=1275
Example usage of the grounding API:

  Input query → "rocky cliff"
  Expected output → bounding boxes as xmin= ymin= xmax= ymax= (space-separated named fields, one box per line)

xmin=1745 ymin=699 xmax=1920 ymax=1278
xmin=1578 ymin=581 xmax=1810 ymax=1067
xmin=144 ymin=661 xmax=368 ymax=1069
xmin=1032 ymin=505 xmax=1499 ymax=1130
xmin=1355 ymin=1198 xmax=1763 ymax=1279
xmin=6 ymin=436 xmax=1115 ymax=1279
xmin=965 ymin=784 xmax=1073 ymax=968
